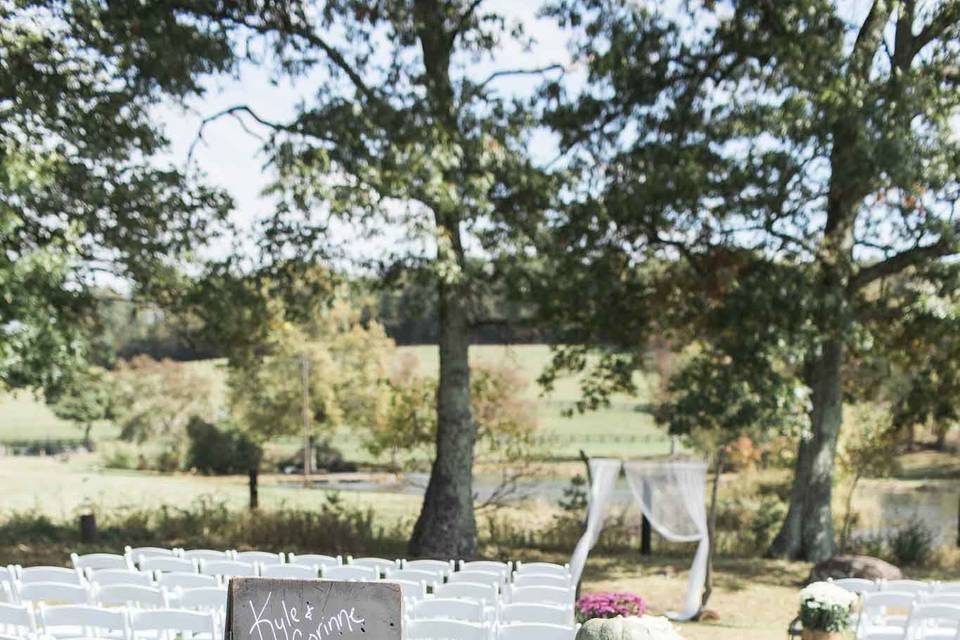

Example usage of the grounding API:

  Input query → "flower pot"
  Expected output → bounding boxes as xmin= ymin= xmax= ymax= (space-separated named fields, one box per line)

xmin=801 ymin=630 xmax=842 ymax=640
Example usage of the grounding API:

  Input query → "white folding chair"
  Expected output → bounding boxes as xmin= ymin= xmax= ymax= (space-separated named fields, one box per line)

xmin=95 ymin=584 xmax=169 ymax=609
xmin=17 ymin=583 xmax=91 ymax=606
xmin=382 ymin=579 xmax=426 ymax=601
xmin=198 ymin=561 xmax=257 ymax=579
xmin=937 ymin=583 xmax=960 ymax=594
xmin=411 ymin=599 xmax=486 ymax=624
xmin=386 ymin=569 xmax=444 ymax=584
xmin=498 ymin=603 xmax=572 ymax=625
xmin=285 ymin=554 xmax=341 ymax=569
xmin=403 ymin=560 xmax=454 ymax=577
xmin=87 ymin=569 xmax=154 ymax=587
xmin=176 ymin=587 xmax=226 ymax=613
xmin=349 ymin=558 xmax=398 ymax=576
xmin=497 ymin=622 xmax=576 ymax=640
xmin=0 ymin=603 xmax=37 ymax=636
xmin=140 ymin=558 xmax=197 ymax=574
xmin=904 ymin=603 xmax=960 ymax=640
xmin=156 ymin=573 xmax=218 ymax=591
xmin=507 ymin=586 xmax=573 ymax=607
xmin=321 ymin=566 xmax=379 ymax=581
xmin=857 ymin=591 xmax=917 ymax=640
xmin=234 ymin=552 xmax=283 ymax=566
xmin=449 ymin=571 xmax=504 ymax=587
xmin=407 ymin=619 xmax=487 ymax=640
xmin=260 ymin=565 xmax=318 ymax=580
xmin=20 ymin=567 xmax=84 ymax=586
xmin=180 ymin=550 xmax=231 ymax=563
xmin=514 ymin=562 xmax=570 ymax=578
xmin=71 ymin=554 xmax=131 ymax=572
xmin=459 ymin=562 xmax=511 ymax=578
xmin=435 ymin=582 xmax=498 ymax=603
xmin=128 ymin=608 xmax=218 ymax=640
xmin=39 ymin=604 xmax=127 ymax=639
xmin=125 ymin=548 xmax=177 ymax=565
xmin=885 ymin=580 xmax=934 ymax=595
xmin=511 ymin=574 xmax=571 ymax=589
xmin=829 ymin=577 xmax=879 ymax=594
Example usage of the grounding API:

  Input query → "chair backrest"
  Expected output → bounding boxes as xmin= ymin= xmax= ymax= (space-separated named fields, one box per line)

xmin=508 ymin=585 xmax=573 ymax=607
xmin=177 ymin=587 xmax=227 ymax=612
xmin=403 ymin=560 xmax=454 ymax=576
xmin=140 ymin=557 xmax=198 ymax=574
xmin=905 ymin=603 xmax=960 ymax=639
xmin=260 ymin=565 xmax=319 ymax=580
xmin=20 ymin=567 xmax=84 ymax=586
xmin=286 ymin=554 xmax=341 ymax=569
xmin=235 ymin=552 xmax=283 ymax=566
xmin=199 ymin=561 xmax=258 ymax=578
xmin=411 ymin=599 xmax=485 ymax=624
xmin=382 ymin=579 xmax=425 ymax=600
xmin=924 ymin=594 xmax=960 ymax=606
xmin=511 ymin=574 xmax=572 ymax=589
xmin=0 ymin=567 xmax=14 ymax=586
xmin=126 ymin=547 xmax=177 ymax=562
xmin=407 ymin=618 xmax=487 ymax=640
xmin=95 ymin=584 xmax=169 ymax=608
xmin=349 ymin=558 xmax=398 ymax=574
xmin=434 ymin=582 xmax=498 ymax=603
xmin=157 ymin=573 xmax=219 ymax=590
xmin=39 ymin=604 xmax=126 ymax=637
xmin=386 ymin=569 xmax=443 ymax=584
xmin=828 ymin=577 xmax=878 ymax=594
xmin=129 ymin=608 xmax=218 ymax=640
xmin=885 ymin=580 xmax=933 ymax=594
xmin=0 ymin=603 xmax=36 ymax=635
xmin=859 ymin=591 xmax=916 ymax=628
xmin=181 ymin=550 xmax=231 ymax=562
xmin=322 ymin=566 xmax=379 ymax=581
xmin=497 ymin=622 xmax=576 ymax=640
xmin=514 ymin=562 xmax=570 ymax=578
xmin=937 ymin=583 xmax=960 ymax=594
xmin=88 ymin=569 xmax=154 ymax=587
xmin=17 ymin=582 xmax=90 ymax=605
xmin=71 ymin=553 xmax=130 ymax=572
xmin=449 ymin=571 xmax=504 ymax=586
xmin=498 ymin=603 xmax=572 ymax=625
xmin=459 ymin=561 xmax=511 ymax=577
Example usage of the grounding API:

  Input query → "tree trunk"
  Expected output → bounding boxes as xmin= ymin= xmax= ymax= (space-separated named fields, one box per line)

xmin=769 ymin=338 xmax=844 ymax=561
xmin=248 ymin=467 xmax=259 ymax=510
xmin=699 ymin=449 xmax=723 ymax=616
xmin=82 ymin=423 xmax=93 ymax=451
xmin=408 ymin=246 xmax=477 ymax=558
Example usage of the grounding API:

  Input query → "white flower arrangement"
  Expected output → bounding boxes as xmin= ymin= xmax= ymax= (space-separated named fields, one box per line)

xmin=799 ymin=581 xmax=857 ymax=632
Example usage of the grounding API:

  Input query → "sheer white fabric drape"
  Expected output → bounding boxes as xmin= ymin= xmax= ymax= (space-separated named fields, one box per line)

xmin=624 ymin=460 xmax=709 ymax=620
xmin=568 ymin=459 xmax=709 ymax=621
xmin=569 ymin=458 xmax=621 ymax=585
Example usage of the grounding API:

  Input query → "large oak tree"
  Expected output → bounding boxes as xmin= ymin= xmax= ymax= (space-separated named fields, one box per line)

xmin=542 ymin=0 xmax=960 ymax=561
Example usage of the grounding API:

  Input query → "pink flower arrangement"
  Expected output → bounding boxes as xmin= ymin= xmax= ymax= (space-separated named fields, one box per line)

xmin=576 ymin=591 xmax=647 ymax=623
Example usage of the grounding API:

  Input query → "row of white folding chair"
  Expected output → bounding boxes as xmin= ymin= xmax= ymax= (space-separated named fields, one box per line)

xmin=407 ymin=619 xmax=576 ymax=640
xmin=1 ymin=601 xmax=219 ymax=639
xmin=832 ymin=578 xmax=945 ymax=595
xmin=409 ymin=599 xmax=572 ymax=626
xmin=858 ymin=598 xmax=960 ymax=640
xmin=9 ymin=580 xmax=227 ymax=612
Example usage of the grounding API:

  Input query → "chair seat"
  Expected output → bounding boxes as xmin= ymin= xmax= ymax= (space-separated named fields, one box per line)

xmin=859 ymin=624 xmax=908 ymax=640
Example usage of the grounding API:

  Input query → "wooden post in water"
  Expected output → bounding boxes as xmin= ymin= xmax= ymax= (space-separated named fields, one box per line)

xmin=300 ymin=353 xmax=312 ymax=485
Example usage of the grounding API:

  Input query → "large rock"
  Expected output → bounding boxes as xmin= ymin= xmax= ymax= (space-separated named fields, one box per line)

xmin=808 ymin=555 xmax=902 ymax=583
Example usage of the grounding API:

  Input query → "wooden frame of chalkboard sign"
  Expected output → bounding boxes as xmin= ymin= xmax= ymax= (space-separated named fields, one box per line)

xmin=225 ymin=578 xmax=402 ymax=640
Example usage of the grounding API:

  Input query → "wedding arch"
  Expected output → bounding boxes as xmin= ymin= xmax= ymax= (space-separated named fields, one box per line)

xmin=569 ymin=458 xmax=710 ymax=621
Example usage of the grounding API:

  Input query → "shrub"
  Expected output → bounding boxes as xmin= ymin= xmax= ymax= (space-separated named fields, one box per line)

xmin=185 ymin=417 xmax=262 ymax=475
xmin=888 ymin=517 xmax=935 ymax=566
xmin=576 ymin=592 xmax=646 ymax=623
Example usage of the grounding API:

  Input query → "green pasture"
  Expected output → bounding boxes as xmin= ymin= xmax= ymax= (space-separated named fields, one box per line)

xmin=0 ymin=344 xmax=671 ymax=460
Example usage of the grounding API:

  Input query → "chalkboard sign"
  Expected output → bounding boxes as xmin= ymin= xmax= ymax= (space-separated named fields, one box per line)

xmin=226 ymin=578 xmax=402 ymax=640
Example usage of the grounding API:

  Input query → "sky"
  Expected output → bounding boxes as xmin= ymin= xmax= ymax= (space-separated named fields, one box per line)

xmin=155 ymin=1 xmax=574 ymax=266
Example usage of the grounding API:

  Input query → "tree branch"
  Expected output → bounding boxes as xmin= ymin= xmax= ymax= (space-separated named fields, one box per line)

xmin=850 ymin=237 xmax=959 ymax=290
xmin=187 ymin=105 xmax=286 ymax=165
xmin=476 ymin=64 xmax=565 ymax=91
xmin=851 ymin=0 xmax=894 ymax=78
xmin=914 ymin=1 xmax=960 ymax=54
xmin=449 ymin=0 xmax=485 ymax=46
